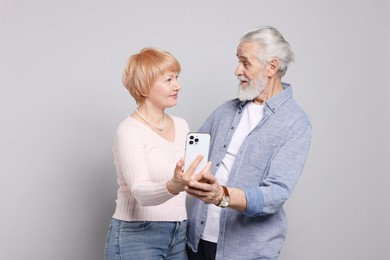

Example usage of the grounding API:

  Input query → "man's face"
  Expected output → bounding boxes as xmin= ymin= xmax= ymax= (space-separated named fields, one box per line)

xmin=235 ymin=41 xmax=268 ymax=101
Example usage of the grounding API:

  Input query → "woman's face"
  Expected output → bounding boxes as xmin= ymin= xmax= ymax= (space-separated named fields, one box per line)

xmin=147 ymin=71 xmax=181 ymax=109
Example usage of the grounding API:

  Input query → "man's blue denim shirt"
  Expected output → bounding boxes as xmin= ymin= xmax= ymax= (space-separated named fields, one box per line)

xmin=187 ymin=83 xmax=312 ymax=259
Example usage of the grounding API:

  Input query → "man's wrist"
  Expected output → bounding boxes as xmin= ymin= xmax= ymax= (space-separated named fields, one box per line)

xmin=216 ymin=185 xmax=230 ymax=208
xmin=214 ymin=185 xmax=224 ymax=205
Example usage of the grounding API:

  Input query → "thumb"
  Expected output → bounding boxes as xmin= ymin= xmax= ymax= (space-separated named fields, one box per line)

xmin=175 ymin=158 xmax=185 ymax=170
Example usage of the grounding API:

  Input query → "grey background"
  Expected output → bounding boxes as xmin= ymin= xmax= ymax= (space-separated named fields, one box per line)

xmin=1 ymin=0 xmax=389 ymax=259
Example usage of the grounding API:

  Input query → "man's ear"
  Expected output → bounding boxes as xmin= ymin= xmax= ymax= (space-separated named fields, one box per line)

xmin=267 ymin=58 xmax=279 ymax=77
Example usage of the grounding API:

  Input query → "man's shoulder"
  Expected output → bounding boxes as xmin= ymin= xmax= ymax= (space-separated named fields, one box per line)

xmin=277 ymin=98 xmax=311 ymax=135
xmin=286 ymin=98 xmax=311 ymax=125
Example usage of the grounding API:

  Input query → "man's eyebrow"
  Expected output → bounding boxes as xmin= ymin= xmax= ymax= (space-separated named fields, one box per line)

xmin=236 ymin=54 xmax=249 ymax=60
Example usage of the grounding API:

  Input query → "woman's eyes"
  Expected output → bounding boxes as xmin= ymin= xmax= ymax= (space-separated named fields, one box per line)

xmin=166 ymin=75 xmax=178 ymax=82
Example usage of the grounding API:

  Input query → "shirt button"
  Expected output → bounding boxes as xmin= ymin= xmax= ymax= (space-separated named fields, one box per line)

xmin=216 ymin=163 xmax=220 ymax=167
xmin=223 ymin=144 xmax=227 ymax=148
xmin=201 ymin=221 xmax=205 ymax=225
xmin=231 ymin=127 xmax=234 ymax=130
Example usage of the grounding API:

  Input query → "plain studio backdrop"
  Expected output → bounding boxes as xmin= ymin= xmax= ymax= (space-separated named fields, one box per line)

xmin=1 ymin=1 xmax=389 ymax=259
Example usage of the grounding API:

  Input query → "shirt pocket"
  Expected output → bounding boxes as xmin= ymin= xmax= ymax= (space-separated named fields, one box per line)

xmin=248 ymin=134 xmax=278 ymax=170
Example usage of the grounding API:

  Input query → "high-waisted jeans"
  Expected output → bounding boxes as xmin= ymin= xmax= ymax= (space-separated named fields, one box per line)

xmin=105 ymin=218 xmax=188 ymax=260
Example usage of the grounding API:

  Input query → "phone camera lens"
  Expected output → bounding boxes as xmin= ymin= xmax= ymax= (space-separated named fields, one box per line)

xmin=189 ymin=140 xmax=194 ymax=145
xmin=194 ymin=138 xmax=199 ymax=143
xmin=189 ymin=136 xmax=194 ymax=140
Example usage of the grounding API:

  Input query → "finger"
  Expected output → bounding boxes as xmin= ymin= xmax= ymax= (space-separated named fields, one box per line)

xmin=185 ymin=187 xmax=216 ymax=204
xmin=188 ymin=180 xmax=214 ymax=192
xmin=196 ymin=172 xmax=216 ymax=184
xmin=201 ymin=161 xmax=212 ymax=175
xmin=195 ymin=173 xmax=214 ymax=183
xmin=203 ymin=172 xmax=216 ymax=183
xmin=194 ymin=161 xmax=212 ymax=182
xmin=176 ymin=158 xmax=184 ymax=167
xmin=185 ymin=186 xmax=210 ymax=198
xmin=174 ymin=159 xmax=185 ymax=173
xmin=185 ymin=154 xmax=204 ymax=175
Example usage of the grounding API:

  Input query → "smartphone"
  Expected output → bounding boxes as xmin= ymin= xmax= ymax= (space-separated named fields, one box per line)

xmin=184 ymin=132 xmax=210 ymax=173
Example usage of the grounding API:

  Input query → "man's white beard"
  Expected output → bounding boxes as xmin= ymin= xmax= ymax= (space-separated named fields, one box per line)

xmin=238 ymin=76 xmax=267 ymax=101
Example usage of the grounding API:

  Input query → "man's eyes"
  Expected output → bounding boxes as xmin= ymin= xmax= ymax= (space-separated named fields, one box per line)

xmin=238 ymin=60 xmax=250 ymax=68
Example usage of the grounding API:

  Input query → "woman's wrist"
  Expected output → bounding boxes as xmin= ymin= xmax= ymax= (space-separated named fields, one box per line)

xmin=166 ymin=180 xmax=179 ymax=195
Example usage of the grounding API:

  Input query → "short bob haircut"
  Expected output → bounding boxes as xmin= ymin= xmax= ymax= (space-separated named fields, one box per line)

xmin=122 ymin=48 xmax=181 ymax=104
xmin=241 ymin=26 xmax=294 ymax=77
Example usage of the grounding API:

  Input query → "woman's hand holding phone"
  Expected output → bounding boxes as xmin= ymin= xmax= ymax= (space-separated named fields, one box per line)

xmin=166 ymin=155 xmax=211 ymax=195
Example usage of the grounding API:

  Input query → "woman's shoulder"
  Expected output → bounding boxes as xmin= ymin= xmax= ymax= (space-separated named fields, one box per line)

xmin=117 ymin=115 xmax=135 ymax=127
xmin=169 ymin=115 xmax=189 ymax=129
xmin=116 ymin=116 xmax=144 ymax=135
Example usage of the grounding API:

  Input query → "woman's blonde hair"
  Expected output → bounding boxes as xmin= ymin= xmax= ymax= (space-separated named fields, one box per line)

xmin=122 ymin=48 xmax=181 ymax=104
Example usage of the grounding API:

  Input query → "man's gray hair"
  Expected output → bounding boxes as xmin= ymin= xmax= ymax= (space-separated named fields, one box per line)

xmin=241 ymin=26 xmax=294 ymax=77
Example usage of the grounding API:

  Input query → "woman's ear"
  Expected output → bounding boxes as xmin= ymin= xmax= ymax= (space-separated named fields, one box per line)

xmin=267 ymin=58 xmax=279 ymax=77
xmin=140 ymin=91 xmax=148 ymax=98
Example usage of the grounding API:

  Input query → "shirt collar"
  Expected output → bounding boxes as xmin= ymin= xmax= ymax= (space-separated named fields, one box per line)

xmin=264 ymin=82 xmax=292 ymax=113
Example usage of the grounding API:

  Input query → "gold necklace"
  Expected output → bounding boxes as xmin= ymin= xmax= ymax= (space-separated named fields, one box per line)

xmin=135 ymin=109 xmax=166 ymax=131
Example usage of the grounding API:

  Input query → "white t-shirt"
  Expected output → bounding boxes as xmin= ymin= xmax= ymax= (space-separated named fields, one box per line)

xmin=201 ymin=102 xmax=264 ymax=242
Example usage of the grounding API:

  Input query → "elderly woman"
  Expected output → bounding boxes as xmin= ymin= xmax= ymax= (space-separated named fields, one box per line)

xmin=105 ymin=48 xmax=209 ymax=260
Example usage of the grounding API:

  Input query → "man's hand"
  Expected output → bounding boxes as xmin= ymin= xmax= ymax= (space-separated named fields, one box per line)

xmin=185 ymin=172 xmax=224 ymax=205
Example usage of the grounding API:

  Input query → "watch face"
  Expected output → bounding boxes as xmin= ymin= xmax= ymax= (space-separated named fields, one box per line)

xmin=220 ymin=196 xmax=230 ymax=207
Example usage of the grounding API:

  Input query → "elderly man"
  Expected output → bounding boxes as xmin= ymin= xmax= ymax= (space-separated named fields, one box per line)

xmin=186 ymin=26 xmax=312 ymax=260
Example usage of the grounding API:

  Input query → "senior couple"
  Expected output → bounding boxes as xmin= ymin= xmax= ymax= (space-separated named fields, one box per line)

xmin=104 ymin=26 xmax=312 ymax=260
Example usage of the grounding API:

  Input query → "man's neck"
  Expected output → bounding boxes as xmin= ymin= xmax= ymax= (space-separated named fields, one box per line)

xmin=254 ymin=77 xmax=283 ymax=105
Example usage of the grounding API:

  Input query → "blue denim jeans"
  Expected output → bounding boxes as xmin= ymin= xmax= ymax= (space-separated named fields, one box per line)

xmin=105 ymin=218 xmax=188 ymax=260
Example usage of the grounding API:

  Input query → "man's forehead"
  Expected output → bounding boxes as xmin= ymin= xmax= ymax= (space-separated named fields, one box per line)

xmin=237 ymin=41 xmax=259 ymax=59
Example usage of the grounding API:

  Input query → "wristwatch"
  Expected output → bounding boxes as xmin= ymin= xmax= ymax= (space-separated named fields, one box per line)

xmin=218 ymin=185 xmax=230 ymax=208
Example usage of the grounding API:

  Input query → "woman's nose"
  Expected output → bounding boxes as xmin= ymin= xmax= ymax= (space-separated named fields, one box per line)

xmin=174 ymin=81 xmax=181 ymax=91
